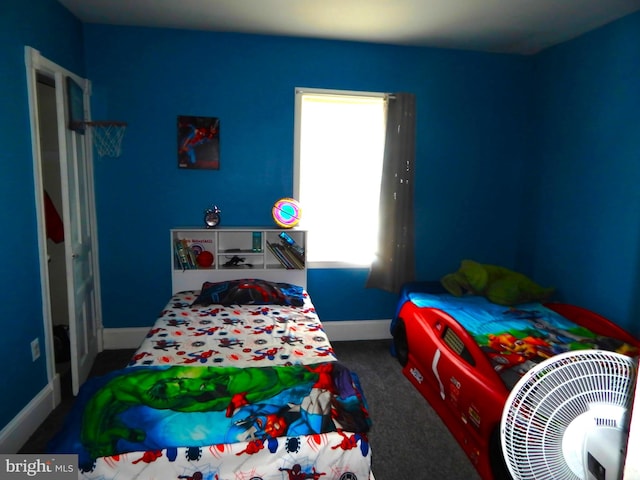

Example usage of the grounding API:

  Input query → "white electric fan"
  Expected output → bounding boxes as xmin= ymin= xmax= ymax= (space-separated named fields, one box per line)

xmin=501 ymin=350 xmax=638 ymax=480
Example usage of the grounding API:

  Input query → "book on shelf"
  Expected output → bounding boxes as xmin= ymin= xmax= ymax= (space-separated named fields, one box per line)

xmin=278 ymin=231 xmax=305 ymax=259
xmin=174 ymin=239 xmax=196 ymax=270
xmin=279 ymin=235 xmax=304 ymax=267
xmin=266 ymin=241 xmax=291 ymax=269
xmin=265 ymin=242 xmax=294 ymax=269
xmin=280 ymin=243 xmax=304 ymax=269
xmin=266 ymin=241 xmax=305 ymax=269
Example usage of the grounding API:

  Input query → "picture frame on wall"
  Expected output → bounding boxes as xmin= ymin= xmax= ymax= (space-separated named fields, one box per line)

xmin=177 ymin=115 xmax=220 ymax=170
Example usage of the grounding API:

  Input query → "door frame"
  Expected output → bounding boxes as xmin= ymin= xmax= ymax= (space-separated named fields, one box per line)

xmin=24 ymin=46 xmax=103 ymax=401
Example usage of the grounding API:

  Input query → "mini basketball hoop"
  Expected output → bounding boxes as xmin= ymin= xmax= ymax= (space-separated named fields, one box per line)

xmin=77 ymin=121 xmax=127 ymax=158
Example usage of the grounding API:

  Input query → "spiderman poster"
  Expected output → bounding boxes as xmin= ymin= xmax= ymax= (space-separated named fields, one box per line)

xmin=177 ymin=115 xmax=220 ymax=169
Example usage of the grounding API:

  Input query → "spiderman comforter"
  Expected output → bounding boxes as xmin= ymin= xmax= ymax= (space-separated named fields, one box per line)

xmin=49 ymin=283 xmax=373 ymax=480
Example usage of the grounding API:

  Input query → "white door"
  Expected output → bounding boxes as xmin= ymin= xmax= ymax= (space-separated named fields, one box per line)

xmin=60 ymin=102 xmax=101 ymax=395
xmin=26 ymin=47 xmax=101 ymax=397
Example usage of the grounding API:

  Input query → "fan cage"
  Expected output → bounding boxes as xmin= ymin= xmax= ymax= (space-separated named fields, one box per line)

xmin=501 ymin=350 xmax=637 ymax=480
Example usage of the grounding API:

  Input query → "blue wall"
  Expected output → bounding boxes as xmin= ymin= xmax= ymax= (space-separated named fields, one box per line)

xmin=84 ymin=25 xmax=532 ymax=326
xmin=0 ymin=0 xmax=84 ymax=432
xmin=527 ymin=12 xmax=640 ymax=334
xmin=2 ymin=0 xmax=639 ymax=436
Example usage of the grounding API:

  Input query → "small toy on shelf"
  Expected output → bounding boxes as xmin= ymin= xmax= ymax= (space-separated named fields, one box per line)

xmin=223 ymin=255 xmax=253 ymax=268
xmin=272 ymin=198 xmax=301 ymax=228
xmin=196 ymin=250 xmax=214 ymax=268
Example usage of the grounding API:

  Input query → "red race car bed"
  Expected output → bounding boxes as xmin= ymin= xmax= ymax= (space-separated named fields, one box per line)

xmin=391 ymin=282 xmax=639 ymax=480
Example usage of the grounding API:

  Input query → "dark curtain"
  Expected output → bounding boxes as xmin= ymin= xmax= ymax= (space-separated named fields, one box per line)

xmin=366 ymin=93 xmax=416 ymax=293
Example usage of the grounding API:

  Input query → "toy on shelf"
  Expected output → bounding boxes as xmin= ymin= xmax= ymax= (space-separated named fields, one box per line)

xmin=223 ymin=255 xmax=252 ymax=268
xmin=272 ymin=198 xmax=301 ymax=228
xmin=196 ymin=250 xmax=214 ymax=268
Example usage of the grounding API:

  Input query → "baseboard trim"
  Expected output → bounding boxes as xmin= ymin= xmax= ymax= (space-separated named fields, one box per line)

xmin=323 ymin=319 xmax=392 ymax=341
xmin=102 ymin=319 xmax=391 ymax=350
xmin=102 ymin=327 xmax=149 ymax=349
xmin=0 ymin=374 xmax=60 ymax=453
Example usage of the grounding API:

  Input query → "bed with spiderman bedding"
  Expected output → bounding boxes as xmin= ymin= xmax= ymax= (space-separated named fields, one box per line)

xmin=49 ymin=278 xmax=372 ymax=480
xmin=391 ymin=281 xmax=639 ymax=480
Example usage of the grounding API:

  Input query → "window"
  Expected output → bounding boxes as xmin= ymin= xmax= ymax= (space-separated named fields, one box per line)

xmin=294 ymin=88 xmax=387 ymax=267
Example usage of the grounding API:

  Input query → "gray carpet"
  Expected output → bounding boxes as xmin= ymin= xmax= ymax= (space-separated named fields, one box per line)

xmin=332 ymin=340 xmax=481 ymax=480
xmin=20 ymin=340 xmax=481 ymax=480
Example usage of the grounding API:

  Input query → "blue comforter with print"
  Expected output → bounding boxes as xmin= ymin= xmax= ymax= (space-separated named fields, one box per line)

xmin=406 ymin=292 xmax=638 ymax=389
xmin=49 ymin=362 xmax=371 ymax=472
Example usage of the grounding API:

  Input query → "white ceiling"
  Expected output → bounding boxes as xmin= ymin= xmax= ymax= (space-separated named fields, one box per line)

xmin=57 ymin=0 xmax=640 ymax=55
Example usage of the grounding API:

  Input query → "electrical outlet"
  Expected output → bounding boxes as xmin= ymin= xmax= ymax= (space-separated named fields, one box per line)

xmin=31 ymin=338 xmax=40 ymax=361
